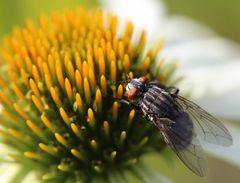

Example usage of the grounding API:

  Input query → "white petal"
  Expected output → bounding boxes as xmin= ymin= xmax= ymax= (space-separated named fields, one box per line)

xmin=0 ymin=144 xmax=19 ymax=182
xmin=181 ymin=60 xmax=240 ymax=120
xmin=157 ymin=15 xmax=216 ymax=43
xmin=162 ymin=38 xmax=240 ymax=65
xmin=162 ymin=44 xmax=240 ymax=119
xmin=101 ymin=0 xmax=165 ymax=40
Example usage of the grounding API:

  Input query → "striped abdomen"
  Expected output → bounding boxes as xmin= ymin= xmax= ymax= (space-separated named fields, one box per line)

xmin=139 ymin=86 xmax=179 ymax=119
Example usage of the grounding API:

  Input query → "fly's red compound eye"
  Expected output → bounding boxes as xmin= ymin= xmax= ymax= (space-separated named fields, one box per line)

xmin=138 ymin=76 xmax=148 ymax=84
xmin=126 ymin=87 xmax=138 ymax=100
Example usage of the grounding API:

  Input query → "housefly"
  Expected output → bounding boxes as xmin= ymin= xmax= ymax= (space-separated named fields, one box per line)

xmin=121 ymin=76 xmax=233 ymax=176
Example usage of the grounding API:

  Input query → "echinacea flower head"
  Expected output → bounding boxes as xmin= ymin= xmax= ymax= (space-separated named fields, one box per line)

xmin=0 ymin=7 xmax=178 ymax=182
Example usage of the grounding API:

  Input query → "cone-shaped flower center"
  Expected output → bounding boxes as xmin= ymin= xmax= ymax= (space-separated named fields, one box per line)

xmin=0 ymin=7 xmax=178 ymax=182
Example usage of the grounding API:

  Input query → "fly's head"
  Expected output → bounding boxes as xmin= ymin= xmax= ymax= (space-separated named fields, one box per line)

xmin=125 ymin=76 xmax=148 ymax=100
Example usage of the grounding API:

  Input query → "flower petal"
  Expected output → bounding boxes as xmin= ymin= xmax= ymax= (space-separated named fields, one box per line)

xmin=161 ymin=43 xmax=240 ymax=120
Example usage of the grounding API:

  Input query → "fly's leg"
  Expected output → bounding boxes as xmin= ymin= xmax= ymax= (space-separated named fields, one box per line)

xmin=169 ymin=87 xmax=179 ymax=95
xmin=156 ymin=118 xmax=176 ymax=145
xmin=162 ymin=86 xmax=179 ymax=95
xmin=119 ymin=99 xmax=133 ymax=106
xmin=119 ymin=99 xmax=142 ymax=112
xmin=151 ymin=118 xmax=174 ymax=144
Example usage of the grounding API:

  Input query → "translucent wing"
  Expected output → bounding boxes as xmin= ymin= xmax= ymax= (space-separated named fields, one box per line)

xmin=165 ymin=131 xmax=207 ymax=177
xmin=175 ymin=95 xmax=233 ymax=146
xmin=155 ymin=116 xmax=207 ymax=177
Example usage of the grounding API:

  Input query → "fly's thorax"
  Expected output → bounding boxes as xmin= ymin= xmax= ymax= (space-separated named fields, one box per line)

xmin=140 ymin=86 xmax=179 ymax=119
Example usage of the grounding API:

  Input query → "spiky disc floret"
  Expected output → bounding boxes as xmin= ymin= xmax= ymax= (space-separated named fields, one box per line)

xmin=0 ymin=8 xmax=178 ymax=182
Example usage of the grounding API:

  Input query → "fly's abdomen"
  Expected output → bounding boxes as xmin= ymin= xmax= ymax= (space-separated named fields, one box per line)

xmin=170 ymin=112 xmax=194 ymax=150
xmin=140 ymin=86 xmax=176 ymax=118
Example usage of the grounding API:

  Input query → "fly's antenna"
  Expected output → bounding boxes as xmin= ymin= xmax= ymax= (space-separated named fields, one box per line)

xmin=117 ymin=74 xmax=131 ymax=85
xmin=126 ymin=74 xmax=131 ymax=83
xmin=117 ymin=80 xmax=127 ymax=85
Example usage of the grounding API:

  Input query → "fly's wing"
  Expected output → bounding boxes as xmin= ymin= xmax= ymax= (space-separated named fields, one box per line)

xmin=166 ymin=131 xmax=207 ymax=177
xmin=155 ymin=117 xmax=207 ymax=177
xmin=175 ymin=95 xmax=233 ymax=146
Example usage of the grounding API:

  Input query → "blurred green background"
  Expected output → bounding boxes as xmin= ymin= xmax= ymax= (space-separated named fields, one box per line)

xmin=0 ymin=0 xmax=98 ymax=40
xmin=163 ymin=0 xmax=240 ymax=42
xmin=1 ymin=0 xmax=240 ymax=42
xmin=0 ymin=0 xmax=239 ymax=183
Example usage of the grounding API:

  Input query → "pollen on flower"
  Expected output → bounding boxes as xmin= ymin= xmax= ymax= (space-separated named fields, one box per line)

xmin=29 ymin=78 xmax=41 ymax=97
xmin=65 ymin=78 xmax=74 ymax=101
xmin=59 ymin=107 xmax=71 ymax=126
xmin=90 ymin=139 xmax=98 ymax=150
xmin=40 ymin=113 xmax=57 ymax=133
xmin=24 ymin=151 xmax=43 ymax=161
xmin=71 ymin=148 xmax=82 ymax=159
xmin=50 ymin=87 xmax=62 ymax=108
xmin=8 ymin=128 xmax=25 ymax=141
xmin=0 ymin=7 xmax=178 ymax=183
xmin=70 ymin=123 xmax=82 ymax=139
xmin=55 ymin=133 xmax=69 ymax=148
xmin=39 ymin=143 xmax=58 ymax=156
xmin=75 ymin=92 xmax=84 ymax=114
xmin=103 ymin=120 xmax=110 ymax=136
xmin=26 ymin=119 xmax=47 ymax=141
